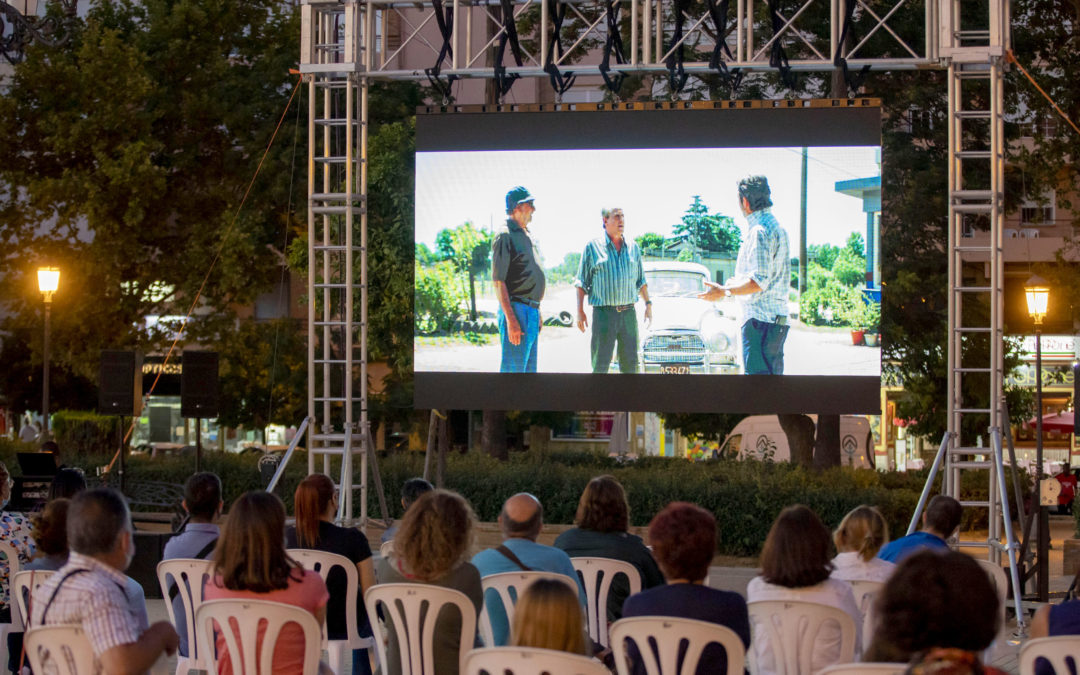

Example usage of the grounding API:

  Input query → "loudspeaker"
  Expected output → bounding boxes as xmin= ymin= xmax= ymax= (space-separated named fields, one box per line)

xmin=181 ymin=351 xmax=219 ymax=418
xmin=98 ymin=351 xmax=138 ymax=416
xmin=1074 ymin=363 xmax=1079 ymax=435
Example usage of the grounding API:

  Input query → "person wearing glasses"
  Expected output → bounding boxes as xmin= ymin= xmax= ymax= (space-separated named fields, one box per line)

xmin=0 ymin=462 xmax=34 ymax=624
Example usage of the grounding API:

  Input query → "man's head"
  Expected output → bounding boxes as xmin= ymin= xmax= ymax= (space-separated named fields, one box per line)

xmin=499 ymin=493 xmax=543 ymax=541
xmin=922 ymin=495 xmax=963 ymax=538
xmin=401 ymin=477 xmax=434 ymax=511
xmin=737 ymin=175 xmax=773 ymax=214
xmin=40 ymin=440 xmax=61 ymax=469
xmin=506 ymin=186 xmax=536 ymax=227
xmin=68 ymin=488 xmax=134 ymax=571
xmin=601 ymin=207 xmax=625 ymax=241
xmin=183 ymin=472 xmax=223 ymax=522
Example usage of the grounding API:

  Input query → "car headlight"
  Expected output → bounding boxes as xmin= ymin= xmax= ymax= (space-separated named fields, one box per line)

xmin=706 ymin=332 xmax=731 ymax=353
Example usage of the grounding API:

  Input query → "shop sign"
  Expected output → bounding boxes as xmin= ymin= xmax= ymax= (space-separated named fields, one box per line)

xmin=551 ymin=413 xmax=614 ymax=441
xmin=1019 ymin=335 xmax=1076 ymax=361
xmin=1006 ymin=364 xmax=1075 ymax=389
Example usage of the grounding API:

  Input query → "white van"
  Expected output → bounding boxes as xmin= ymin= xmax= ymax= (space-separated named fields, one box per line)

xmin=718 ymin=415 xmax=874 ymax=468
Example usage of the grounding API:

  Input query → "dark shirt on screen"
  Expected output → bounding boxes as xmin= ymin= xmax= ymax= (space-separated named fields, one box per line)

xmin=491 ymin=218 xmax=545 ymax=304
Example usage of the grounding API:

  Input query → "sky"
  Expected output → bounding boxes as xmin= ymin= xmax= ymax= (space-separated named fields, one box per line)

xmin=416 ymin=146 xmax=881 ymax=267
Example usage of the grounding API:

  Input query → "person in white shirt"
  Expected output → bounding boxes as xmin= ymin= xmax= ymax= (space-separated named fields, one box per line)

xmin=747 ymin=505 xmax=862 ymax=674
xmin=830 ymin=505 xmax=895 ymax=583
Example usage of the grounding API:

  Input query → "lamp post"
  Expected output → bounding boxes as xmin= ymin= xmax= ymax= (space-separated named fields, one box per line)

xmin=1025 ymin=274 xmax=1050 ymax=602
xmin=37 ymin=267 xmax=59 ymax=441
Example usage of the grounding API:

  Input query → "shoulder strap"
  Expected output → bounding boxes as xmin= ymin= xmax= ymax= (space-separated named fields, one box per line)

xmin=41 ymin=569 xmax=91 ymax=624
xmin=495 ymin=545 xmax=533 ymax=572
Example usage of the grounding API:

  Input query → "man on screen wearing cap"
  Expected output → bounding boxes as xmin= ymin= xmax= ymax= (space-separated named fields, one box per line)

xmin=491 ymin=186 xmax=546 ymax=372
xmin=699 ymin=176 xmax=791 ymax=374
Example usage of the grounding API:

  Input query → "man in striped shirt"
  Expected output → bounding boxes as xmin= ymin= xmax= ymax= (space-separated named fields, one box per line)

xmin=699 ymin=176 xmax=791 ymax=374
xmin=575 ymin=207 xmax=652 ymax=373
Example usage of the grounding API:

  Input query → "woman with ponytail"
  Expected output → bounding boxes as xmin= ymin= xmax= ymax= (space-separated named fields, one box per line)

xmin=830 ymin=505 xmax=894 ymax=583
xmin=286 ymin=474 xmax=375 ymax=675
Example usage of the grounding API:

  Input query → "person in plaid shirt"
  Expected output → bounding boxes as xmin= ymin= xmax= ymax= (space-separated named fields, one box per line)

xmin=699 ymin=175 xmax=791 ymax=374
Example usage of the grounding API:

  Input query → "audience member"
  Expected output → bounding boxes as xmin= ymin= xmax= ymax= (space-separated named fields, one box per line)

xmin=831 ymin=505 xmax=895 ymax=583
xmin=864 ymin=550 xmax=1004 ymax=674
xmin=381 ymin=477 xmax=434 ymax=544
xmin=622 ymin=502 xmax=750 ymax=675
xmin=205 ymin=491 xmax=328 ymax=675
xmin=511 ymin=578 xmax=588 ymax=656
xmin=162 ymin=472 xmax=223 ymax=664
xmin=47 ymin=467 xmax=87 ymax=501
xmin=375 ymin=489 xmax=483 ymax=675
xmin=1031 ymin=565 xmax=1080 ymax=674
xmin=877 ymin=495 xmax=962 ymax=563
xmin=472 ymin=493 xmax=586 ymax=646
xmin=39 ymin=440 xmax=63 ymax=470
xmin=554 ymin=475 xmax=664 ymax=623
xmin=286 ymin=473 xmax=375 ymax=675
xmin=747 ymin=505 xmax=862 ymax=674
xmin=25 ymin=498 xmax=70 ymax=571
xmin=0 ymin=461 xmax=35 ymax=622
xmin=30 ymin=488 xmax=178 ymax=672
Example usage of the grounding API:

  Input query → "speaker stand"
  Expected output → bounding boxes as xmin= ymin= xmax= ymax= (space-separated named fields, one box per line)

xmin=117 ymin=415 xmax=126 ymax=495
xmin=195 ymin=417 xmax=202 ymax=473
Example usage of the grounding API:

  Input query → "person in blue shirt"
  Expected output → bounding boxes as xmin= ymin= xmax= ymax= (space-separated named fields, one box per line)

xmin=877 ymin=495 xmax=962 ymax=563
xmin=471 ymin=493 xmax=586 ymax=646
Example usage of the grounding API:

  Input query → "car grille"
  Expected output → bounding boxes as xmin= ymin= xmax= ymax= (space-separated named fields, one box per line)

xmin=643 ymin=334 xmax=706 ymax=364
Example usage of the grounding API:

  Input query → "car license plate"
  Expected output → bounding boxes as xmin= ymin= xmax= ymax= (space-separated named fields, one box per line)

xmin=660 ymin=365 xmax=691 ymax=374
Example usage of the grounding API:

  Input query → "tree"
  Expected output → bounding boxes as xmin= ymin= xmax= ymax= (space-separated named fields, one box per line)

xmin=635 ymin=232 xmax=666 ymax=254
xmin=846 ymin=232 xmax=866 ymax=258
xmin=437 ymin=222 xmax=492 ymax=321
xmin=672 ymin=196 xmax=740 ymax=257
xmin=215 ymin=319 xmax=307 ymax=431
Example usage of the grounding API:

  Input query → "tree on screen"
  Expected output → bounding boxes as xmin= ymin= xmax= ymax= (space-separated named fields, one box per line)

xmin=436 ymin=222 xmax=492 ymax=321
xmin=635 ymin=232 xmax=667 ymax=254
xmin=672 ymin=196 xmax=741 ymax=258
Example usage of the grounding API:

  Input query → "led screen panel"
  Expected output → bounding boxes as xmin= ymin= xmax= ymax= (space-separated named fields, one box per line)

xmin=414 ymin=103 xmax=882 ymax=413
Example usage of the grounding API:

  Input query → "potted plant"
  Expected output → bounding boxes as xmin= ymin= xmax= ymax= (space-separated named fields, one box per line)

xmin=863 ymin=301 xmax=881 ymax=347
xmin=846 ymin=300 xmax=866 ymax=345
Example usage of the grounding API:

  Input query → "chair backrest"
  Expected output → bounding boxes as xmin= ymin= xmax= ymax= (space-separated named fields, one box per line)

xmin=365 ymin=582 xmax=478 ymax=675
xmin=1019 ymin=636 xmax=1080 ymax=675
xmin=465 ymin=646 xmax=611 ymax=675
xmin=819 ymin=664 xmax=906 ymax=674
xmin=570 ymin=557 xmax=642 ymax=648
xmin=0 ymin=542 xmax=23 ymax=629
xmin=288 ymin=548 xmax=362 ymax=647
xmin=609 ymin=616 xmax=746 ymax=675
xmin=747 ymin=600 xmax=857 ymax=675
xmin=846 ymin=579 xmax=884 ymax=641
xmin=25 ymin=624 xmax=96 ymax=675
xmin=478 ymin=571 xmax=579 ymax=647
xmin=156 ymin=558 xmax=215 ymax=663
xmin=196 ymin=598 xmax=323 ymax=675
xmin=13 ymin=569 xmax=56 ymax=629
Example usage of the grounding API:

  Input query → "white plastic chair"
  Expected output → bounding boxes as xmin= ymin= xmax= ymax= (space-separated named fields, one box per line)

xmin=196 ymin=598 xmax=323 ymax=675
xmin=288 ymin=548 xmax=377 ymax=675
xmin=24 ymin=624 xmax=96 ymax=675
xmin=846 ymin=579 xmax=883 ymax=643
xmin=365 ymin=583 xmax=478 ymax=675
xmin=0 ymin=540 xmax=21 ymax=668
xmin=819 ymin=664 xmax=906 ymax=674
xmin=609 ymin=616 xmax=746 ymax=675
xmin=975 ymin=559 xmax=1008 ymax=660
xmin=464 ymin=646 xmax=611 ymax=675
xmin=1019 ymin=636 xmax=1080 ymax=675
xmin=478 ymin=571 xmax=580 ymax=647
xmin=570 ymin=557 xmax=642 ymax=648
xmin=747 ymin=600 xmax=857 ymax=675
xmin=157 ymin=558 xmax=214 ymax=675
xmin=12 ymin=569 xmax=55 ymax=628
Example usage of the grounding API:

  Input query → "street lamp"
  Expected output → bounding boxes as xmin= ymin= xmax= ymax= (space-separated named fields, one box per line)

xmin=1025 ymin=273 xmax=1050 ymax=602
xmin=37 ymin=266 xmax=59 ymax=441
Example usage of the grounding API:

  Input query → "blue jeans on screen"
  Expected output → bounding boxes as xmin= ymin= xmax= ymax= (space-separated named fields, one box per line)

xmin=742 ymin=318 xmax=789 ymax=375
xmin=499 ymin=301 xmax=540 ymax=372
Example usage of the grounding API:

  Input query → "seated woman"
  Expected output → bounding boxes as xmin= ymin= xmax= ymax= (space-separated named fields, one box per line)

xmin=831 ymin=505 xmax=895 ymax=583
xmin=375 ymin=489 xmax=483 ymax=675
xmin=621 ymin=502 xmax=750 ymax=675
xmin=25 ymin=498 xmax=69 ymax=572
xmin=511 ymin=578 xmax=589 ymax=656
xmin=0 ymin=461 xmax=35 ymax=622
xmin=553 ymin=475 xmax=664 ymax=623
xmin=205 ymin=491 xmax=329 ymax=675
xmin=286 ymin=474 xmax=375 ymax=675
xmin=747 ymin=505 xmax=862 ymax=675
xmin=865 ymin=549 xmax=1005 ymax=674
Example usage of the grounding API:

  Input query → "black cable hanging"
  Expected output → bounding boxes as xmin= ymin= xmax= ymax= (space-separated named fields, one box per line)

xmin=664 ymin=0 xmax=692 ymax=95
xmin=544 ymin=0 xmax=576 ymax=97
xmin=833 ymin=0 xmax=872 ymax=95
xmin=703 ymin=0 xmax=744 ymax=91
xmin=766 ymin=0 xmax=798 ymax=90
xmin=424 ymin=0 xmax=458 ymax=101
xmin=493 ymin=0 xmax=525 ymax=100
xmin=599 ymin=0 xmax=628 ymax=95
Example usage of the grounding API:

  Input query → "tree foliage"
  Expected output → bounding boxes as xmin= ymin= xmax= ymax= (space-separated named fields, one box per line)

xmin=672 ymin=196 xmax=740 ymax=255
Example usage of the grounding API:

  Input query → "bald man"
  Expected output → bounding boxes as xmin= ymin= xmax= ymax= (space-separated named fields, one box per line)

xmin=471 ymin=493 xmax=586 ymax=645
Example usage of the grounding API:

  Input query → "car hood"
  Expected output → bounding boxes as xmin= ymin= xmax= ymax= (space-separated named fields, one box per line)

xmin=649 ymin=297 xmax=722 ymax=331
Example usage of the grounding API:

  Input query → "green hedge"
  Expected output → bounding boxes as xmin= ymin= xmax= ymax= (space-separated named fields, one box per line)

xmin=52 ymin=410 xmax=120 ymax=456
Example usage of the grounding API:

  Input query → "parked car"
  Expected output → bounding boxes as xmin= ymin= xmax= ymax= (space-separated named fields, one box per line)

xmin=718 ymin=414 xmax=875 ymax=468
xmin=639 ymin=261 xmax=739 ymax=374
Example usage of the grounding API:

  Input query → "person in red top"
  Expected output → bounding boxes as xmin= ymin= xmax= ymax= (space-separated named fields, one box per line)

xmin=1055 ymin=462 xmax=1078 ymax=513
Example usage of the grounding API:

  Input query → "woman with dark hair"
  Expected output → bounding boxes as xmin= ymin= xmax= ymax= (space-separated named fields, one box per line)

xmin=747 ymin=505 xmax=861 ymax=675
xmin=47 ymin=468 xmax=87 ymax=501
xmin=286 ymin=474 xmax=375 ymax=675
xmin=204 ymin=491 xmax=329 ymax=675
xmin=554 ymin=476 xmax=663 ymax=622
xmin=621 ymin=502 xmax=749 ymax=675
xmin=865 ymin=550 xmax=1005 ymax=674
xmin=375 ymin=489 xmax=483 ymax=675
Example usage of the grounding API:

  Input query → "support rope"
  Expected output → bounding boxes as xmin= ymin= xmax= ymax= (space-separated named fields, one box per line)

xmin=1006 ymin=49 xmax=1080 ymax=137
xmin=425 ymin=0 xmax=458 ymax=101
xmin=833 ymin=0 xmax=871 ymax=94
xmin=703 ymin=0 xmax=743 ymax=91
xmin=544 ymin=0 xmax=576 ymax=97
xmin=599 ymin=0 xmax=628 ymax=95
xmin=493 ymin=0 xmax=525 ymax=100
xmin=767 ymin=0 xmax=798 ymax=89
xmin=664 ymin=0 xmax=692 ymax=94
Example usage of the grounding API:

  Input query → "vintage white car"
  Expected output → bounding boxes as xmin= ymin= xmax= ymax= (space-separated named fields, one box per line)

xmin=639 ymin=261 xmax=740 ymax=374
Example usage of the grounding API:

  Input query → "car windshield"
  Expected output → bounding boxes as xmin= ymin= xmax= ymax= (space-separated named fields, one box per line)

xmin=646 ymin=271 xmax=707 ymax=297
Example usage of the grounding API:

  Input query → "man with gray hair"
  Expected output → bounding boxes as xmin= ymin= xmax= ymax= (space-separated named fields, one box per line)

xmin=32 ymin=488 xmax=178 ymax=673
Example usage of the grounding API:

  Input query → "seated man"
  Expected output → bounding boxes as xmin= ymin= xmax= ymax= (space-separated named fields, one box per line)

xmin=471 ymin=493 xmax=585 ymax=646
xmin=32 ymin=488 xmax=178 ymax=674
xmin=878 ymin=494 xmax=962 ymax=563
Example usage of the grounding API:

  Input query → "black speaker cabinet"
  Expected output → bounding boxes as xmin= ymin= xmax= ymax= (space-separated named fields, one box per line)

xmin=98 ymin=351 xmax=139 ymax=416
xmin=181 ymin=351 xmax=219 ymax=418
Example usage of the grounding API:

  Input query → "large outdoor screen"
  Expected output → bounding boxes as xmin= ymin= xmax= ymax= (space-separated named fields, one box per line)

xmin=414 ymin=102 xmax=883 ymax=413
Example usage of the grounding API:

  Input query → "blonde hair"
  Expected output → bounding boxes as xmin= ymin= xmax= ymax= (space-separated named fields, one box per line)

xmin=834 ymin=505 xmax=889 ymax=562
xmin=511 ymin=579 xmax=587 ymax=655
xmin=396 ymin=490 xmax=476 ymax=582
